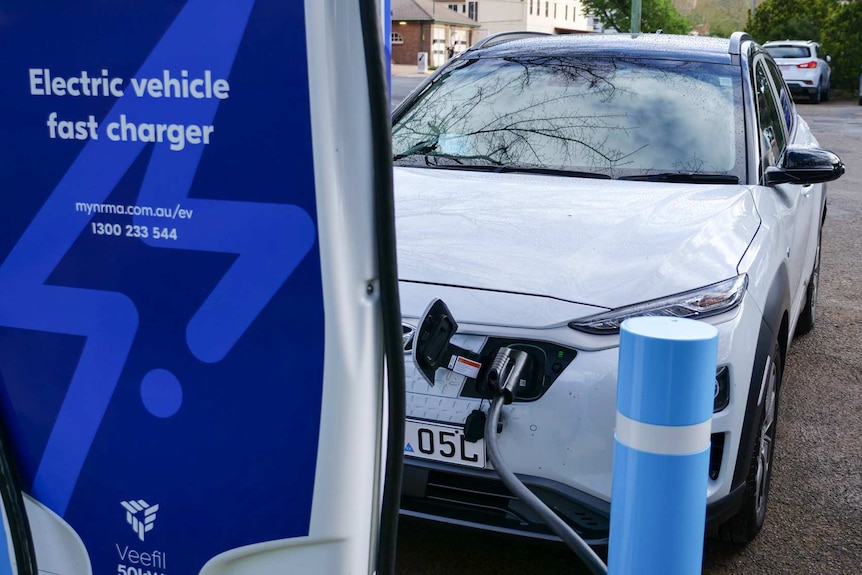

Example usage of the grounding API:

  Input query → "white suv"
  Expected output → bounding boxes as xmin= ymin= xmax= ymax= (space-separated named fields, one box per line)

xmin=393 ymin=32 xmax=845 ymax=545
xmin=763 ymin=40 xmax=831 ymax=103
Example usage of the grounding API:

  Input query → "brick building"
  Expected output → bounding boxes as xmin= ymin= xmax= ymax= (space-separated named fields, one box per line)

xmin=391 ymin=0 xmax=480 ymax=68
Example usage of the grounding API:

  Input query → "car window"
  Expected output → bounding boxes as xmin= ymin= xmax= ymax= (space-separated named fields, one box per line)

xmin=393 ymin=56 xmax=745 ymax=180
xmin=754 ymin=60 xmax=787 ymax=169
xmin=764 ymin=45 xmax=811 ymax=59
xmin=765 ymin=58 xmax=795 ymax=134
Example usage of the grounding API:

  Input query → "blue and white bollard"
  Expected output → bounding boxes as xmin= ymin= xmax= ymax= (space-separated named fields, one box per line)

xmin=607 ymin=317 xmax=718 ymax=575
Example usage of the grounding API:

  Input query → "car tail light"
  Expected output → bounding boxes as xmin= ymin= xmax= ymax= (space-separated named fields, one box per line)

xmin=796 ymin=61 xmax=817 ymax=69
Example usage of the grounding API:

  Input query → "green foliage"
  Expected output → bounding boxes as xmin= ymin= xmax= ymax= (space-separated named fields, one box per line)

xmin=821 ymin=1 xmax=862 ymax=90
xmin=746 ymin=0 xmax=862 ymax=90
xmin=683 ymin=0 xmax=749 ymax=38
xmin=582 ymin=0 xmax=692 ymax=34
xmin=747 ymin=0 xmax=823 ymax=43
xmin=582 ymin=0 xmax=862 ymax=91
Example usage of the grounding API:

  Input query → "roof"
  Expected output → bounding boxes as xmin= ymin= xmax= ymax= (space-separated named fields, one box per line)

xmin=391 ymin=0 xmax=480 ymax=27
xmin=762 ymin=39 xmax=818 ymax=46
xmin=470 ymin=33 xmax=741 ymax=64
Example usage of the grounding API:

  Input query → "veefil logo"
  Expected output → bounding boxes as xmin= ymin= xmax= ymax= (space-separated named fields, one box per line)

xmin=121 ymin=500 xmax=160 ymax=541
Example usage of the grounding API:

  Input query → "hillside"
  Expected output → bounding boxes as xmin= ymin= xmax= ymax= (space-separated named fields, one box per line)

xmin=674 ymin=0 xmax=751 ymax=36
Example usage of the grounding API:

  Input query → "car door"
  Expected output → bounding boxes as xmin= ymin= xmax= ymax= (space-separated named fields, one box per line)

xmin=753 ymin=56 xmax=817 ymax=316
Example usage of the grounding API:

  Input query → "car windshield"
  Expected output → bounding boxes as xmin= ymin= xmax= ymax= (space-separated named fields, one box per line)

xmin=764 ymin=46 xmax=812 ymax=59
xmin=393 ymin=55 xmax=746 ymax=181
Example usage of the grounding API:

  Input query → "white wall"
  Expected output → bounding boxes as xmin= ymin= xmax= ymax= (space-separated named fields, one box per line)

xmin=524 ymin=0 xmax=594 ymax=33
xmin=474 ymin=0 xmax=528 ymax=36
xmin=437 ymin=0 xmax=595 ymax=40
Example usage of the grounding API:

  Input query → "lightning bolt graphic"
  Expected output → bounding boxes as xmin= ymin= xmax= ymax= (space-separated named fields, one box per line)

xmin=0 ymin=0 xmax=316 ymax=514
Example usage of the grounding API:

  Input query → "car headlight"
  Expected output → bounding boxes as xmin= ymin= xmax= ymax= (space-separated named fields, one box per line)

xmin=568 ymin=275 xmax=748 ymax=335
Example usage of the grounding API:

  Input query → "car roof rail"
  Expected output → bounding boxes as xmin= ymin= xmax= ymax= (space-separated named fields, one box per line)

xmin=728 ymin=31 xmax=754 ymax=56
xmin=467 ymin=31 xmax=551 ymax=52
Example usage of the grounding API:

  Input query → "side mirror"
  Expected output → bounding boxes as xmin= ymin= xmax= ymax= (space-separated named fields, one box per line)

xmin=413 ymin=299 xmax=459 ymax=386
xmin=826 ymin=55 xmax=831 ymax=63
xmin=765 ymin=145 xmax=845 ymax=186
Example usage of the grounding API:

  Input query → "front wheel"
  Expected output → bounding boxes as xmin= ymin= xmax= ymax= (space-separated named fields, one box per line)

xmin=718 ymin=341 xmax=782 ymax=544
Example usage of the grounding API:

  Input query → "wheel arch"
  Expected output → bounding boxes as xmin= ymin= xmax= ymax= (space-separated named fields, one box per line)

xmin=730 ymin=268 xmax=789 ymax=491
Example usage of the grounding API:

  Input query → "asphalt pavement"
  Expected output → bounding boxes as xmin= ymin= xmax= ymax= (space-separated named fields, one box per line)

xmin=390 ymin=65 xmax=429 ymax=109
xmin=697 ymin=100 xmax=862 ymax=575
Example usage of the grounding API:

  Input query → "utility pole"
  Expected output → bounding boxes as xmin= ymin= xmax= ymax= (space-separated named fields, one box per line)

xmin=631 ymin=0 xmax=642 ymax=33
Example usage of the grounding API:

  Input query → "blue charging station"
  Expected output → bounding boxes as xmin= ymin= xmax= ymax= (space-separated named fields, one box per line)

xmin=0 ymin=1 xmax=402 ymax=574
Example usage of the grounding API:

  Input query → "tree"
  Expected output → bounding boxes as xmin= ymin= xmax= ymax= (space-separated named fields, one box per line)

xmin=746 ymin=0 xmax=824 ymax=42
xmin=582 ymin=0 xmax=692 ymax=34
xmin=684 ymin=0 xmax=752 ymax=38
xmin=748 ymin=0 xmax=862 ymax=90
xmin=820 ymin=0 xmax=862 ymax=90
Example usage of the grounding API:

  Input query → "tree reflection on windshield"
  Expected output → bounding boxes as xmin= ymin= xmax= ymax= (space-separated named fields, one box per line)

xmin=392 ymin=56 xmax=744 ymax=180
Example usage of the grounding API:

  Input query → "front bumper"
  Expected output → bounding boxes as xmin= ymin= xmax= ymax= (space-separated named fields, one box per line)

xmin=401 ymin=459 xmax=610 ymax=543
xmin=401 ymin=293 xmax=765 ymax=540
xmin=400 ymin=458 xmax=749 ymax=543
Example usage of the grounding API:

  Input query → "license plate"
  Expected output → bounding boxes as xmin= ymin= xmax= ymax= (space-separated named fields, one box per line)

xmin=404 ymin=419 xmax=486 ymax=469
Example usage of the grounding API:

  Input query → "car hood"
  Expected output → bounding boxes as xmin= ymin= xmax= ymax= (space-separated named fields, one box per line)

xmin=395 ymin=167 xmax=760 ymax=315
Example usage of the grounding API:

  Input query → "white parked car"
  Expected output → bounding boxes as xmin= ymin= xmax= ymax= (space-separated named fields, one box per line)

xmin=393 ymin=32 xmax=844 ymax=545
xmin=763 ymin=40 xmax=831 ymax=104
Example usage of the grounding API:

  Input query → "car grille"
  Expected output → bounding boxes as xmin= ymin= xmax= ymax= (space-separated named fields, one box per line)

xmin=401 ymin=466 xmax=610 ymax=543
xmin=403 ymin=435 xmax=726 ymax=542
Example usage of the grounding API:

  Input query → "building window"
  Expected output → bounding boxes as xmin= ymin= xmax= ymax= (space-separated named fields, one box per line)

xmin=545 ymin=1 xmax=549 ymax=17
xmin=554 ymin=3 xmax=557 ymax=18
xmin=530 ymin=0 xmax=533 ymax=14
xmin=565 ymin=4 xmax=569 ymax=19
xmin=391 ymin=32 xmax=404 ymax=45
xmin=468 ymin=1 xmax=478 ymax=20
xmin=448 ymin=3 xmax=458 ymax=10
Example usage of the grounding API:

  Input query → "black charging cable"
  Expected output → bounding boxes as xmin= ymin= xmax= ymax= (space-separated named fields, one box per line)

xmin=483 ymin=348 xmax=608 ymax=575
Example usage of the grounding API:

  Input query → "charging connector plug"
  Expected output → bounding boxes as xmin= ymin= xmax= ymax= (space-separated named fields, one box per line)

xmin=483 ymin=346 xmax=608 ymax=575
xmin=486 ymin=347 xmax=528 ymax=405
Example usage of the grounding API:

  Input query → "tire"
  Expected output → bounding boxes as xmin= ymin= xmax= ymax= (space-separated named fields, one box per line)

xmin=809 ymin=84 xmax=821 ymax=104
xmin=858 ymin=96 xmax=862 ymax=106
xmin=717 ymin=341 xmax=782 ymax=544
xmin=821 ymin=83 xmax=830 ymax=102
xmin=795 ymin=229 xmax=821 ymax=336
